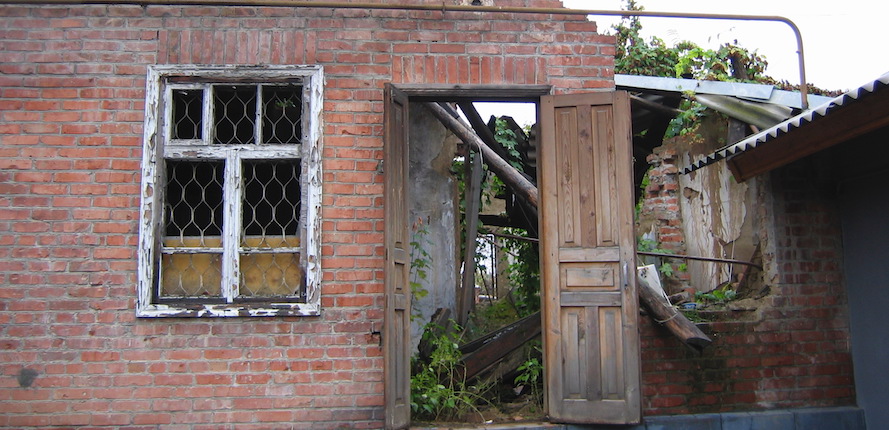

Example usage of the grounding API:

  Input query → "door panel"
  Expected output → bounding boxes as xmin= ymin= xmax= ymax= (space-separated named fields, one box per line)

xmin=540 ymin=91 xmax=640 ymax=425
xmin=383 ymin=84 xmax=411 ymax=430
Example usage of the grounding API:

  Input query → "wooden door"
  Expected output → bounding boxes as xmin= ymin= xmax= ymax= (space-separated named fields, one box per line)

xmin=383 ymin=84 xmax=411 ymax=430
xmin=539 ymin=91 xmax=641 ymax=424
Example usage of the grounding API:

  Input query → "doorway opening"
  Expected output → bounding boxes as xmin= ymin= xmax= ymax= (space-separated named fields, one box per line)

xmin=407 ymin=98 xmax=544 ymax=425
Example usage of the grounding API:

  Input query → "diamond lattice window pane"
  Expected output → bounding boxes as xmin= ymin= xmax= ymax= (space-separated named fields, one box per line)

xmin=214 ymin=85 xmax=257 ymax=144
xmin=171 ymin=89 xmax=203 ymax=140
xmin=239 ymin=251 xmax=303 ymax=298
xmin=164 ymin=160 xmax=224 ymax=247
xmin=241 ymin=159 xmax=301 ymax=248
xmin=262 ymin=85 xmax=303 ymax=145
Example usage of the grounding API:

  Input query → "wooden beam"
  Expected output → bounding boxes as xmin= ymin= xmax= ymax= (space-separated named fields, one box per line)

xmin=457 ymin=152 xmax=484 ymax=326
xmin=425 ymin=102 xmax=539 ymax=209
xmin=395 ymin=84 xmax=551 ymax=102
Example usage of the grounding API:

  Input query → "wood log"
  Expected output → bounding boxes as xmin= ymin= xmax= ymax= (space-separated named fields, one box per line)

xmin=637 ymin=265 xmax=712 ymax=352
xmin=425 ymin=102 xmax=539 ymax=209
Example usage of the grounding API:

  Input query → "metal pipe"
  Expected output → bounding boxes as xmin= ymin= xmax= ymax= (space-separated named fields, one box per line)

xmin=1 ymin=0 xmax=809 ymax=108
xmin=637 ymin=251 xmax=762 ymax=270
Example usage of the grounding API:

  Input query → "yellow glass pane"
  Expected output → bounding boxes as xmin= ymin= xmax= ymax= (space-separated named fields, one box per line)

xmin=160 ymin=253 xmax=222 ymax=297
xmin=240 ymin=235 xmax=302 ymax=297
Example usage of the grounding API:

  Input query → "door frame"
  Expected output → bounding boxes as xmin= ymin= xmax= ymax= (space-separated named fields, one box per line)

xmin=385 ymin=84 xmax=640 ymax=428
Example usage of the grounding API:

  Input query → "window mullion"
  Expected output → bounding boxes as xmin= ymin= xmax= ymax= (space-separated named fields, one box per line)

xmin=204 ymin=84 xmax=213 ymax=144
xmin=221 ymin=150 xmax=242 ymax=302
xmin=254 ymin=85 xmax=263 ymax=144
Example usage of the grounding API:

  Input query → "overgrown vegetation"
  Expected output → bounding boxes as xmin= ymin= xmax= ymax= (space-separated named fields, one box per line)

xmin=410 ymin=115 xmax=543 ymax=424
xmin=695 ymin=283 xmax=738 ymax=305
xmin=411 ymin=322 xmax=493 ymax=422
xmin=409 ymin=218 xmax=432 ymax=321
xmin=613 ymin=0 xmax=837 ymax=139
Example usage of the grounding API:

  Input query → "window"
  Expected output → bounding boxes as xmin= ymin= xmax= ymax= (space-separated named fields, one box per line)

xmin=137 ymin=65 xmax=323 ymax=317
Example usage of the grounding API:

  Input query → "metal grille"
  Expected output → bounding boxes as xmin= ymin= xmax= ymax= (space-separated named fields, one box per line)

xmin=171 ymin=89 xmax=203 ymax=140
xmin=214 ymin=85 xmax=258 ymax=144
xmin=161 ymin=251 xmax=222 ymax=297
xmin=240 ymin=159 xmax=303 ymax=298
xmin=262 ymin=85 xmax=303 ymax=145
xmin=159 ymin=80 xmax=307 ymax=301
xmin=164 ymin=160 xmax=224 ymax=245
xmin=160 ymin=160 xmax=224 ymax=297
xmin=242 ymin=160 xmax=301 ymax=245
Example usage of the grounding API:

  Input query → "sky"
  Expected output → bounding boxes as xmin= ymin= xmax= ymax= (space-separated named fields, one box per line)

xmin=475 ymin=0 xmax=889 ymax=126
xmin=563 ymin=0 xmax=889 ymax=91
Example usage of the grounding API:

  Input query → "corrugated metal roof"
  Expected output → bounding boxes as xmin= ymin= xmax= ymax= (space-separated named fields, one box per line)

xmin=682 ymin=71 xmax=889 ymax=175
xmin=615 ymin=74 xmax=834 ymax=109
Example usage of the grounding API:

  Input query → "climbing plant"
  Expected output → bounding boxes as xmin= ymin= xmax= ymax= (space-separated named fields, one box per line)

xmin=612 ymin=0 xmax=841 ymax=138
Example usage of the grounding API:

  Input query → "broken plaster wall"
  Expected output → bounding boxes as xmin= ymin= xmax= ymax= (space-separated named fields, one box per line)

xmin=678 ymin=154 xmax=757 ymax=293
xmin=408 ymin=104 xmax=460 ymax=351
xmin=641 ymin=116 xmax=758 ymax=294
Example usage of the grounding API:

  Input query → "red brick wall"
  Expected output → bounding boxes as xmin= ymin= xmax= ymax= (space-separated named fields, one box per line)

xmin=638 ymin=148 xmax=856 ymax=415
xmin=0 ymin=2 xmax=613 ymax=428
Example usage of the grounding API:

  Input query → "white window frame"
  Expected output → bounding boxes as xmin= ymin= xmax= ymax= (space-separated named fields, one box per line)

xmin=137 ymin=65 xmax=323 ymax=317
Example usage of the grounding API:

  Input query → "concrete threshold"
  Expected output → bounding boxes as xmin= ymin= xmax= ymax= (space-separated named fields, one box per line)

xmin=412 ymin=406 xmax=866 ymax=430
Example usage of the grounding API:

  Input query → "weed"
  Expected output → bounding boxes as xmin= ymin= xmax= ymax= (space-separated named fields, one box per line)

xmin=411 ymin=322 xmax=493 ymax=422
xmin=513 ymin=341 xmax=543 ymax=409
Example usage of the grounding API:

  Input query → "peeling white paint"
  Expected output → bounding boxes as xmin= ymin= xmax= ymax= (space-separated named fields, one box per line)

xmin=136 ymin=65 xmax=324 ymax=318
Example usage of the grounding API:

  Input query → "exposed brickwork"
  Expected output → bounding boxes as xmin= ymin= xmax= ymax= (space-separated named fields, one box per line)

xmin=638 ymin=146 xmax=691 ymax=290
xmin=0 ymin=2 xmax=613 ymax=428
xmin=638 ymin=148 xmax=855 ymax=415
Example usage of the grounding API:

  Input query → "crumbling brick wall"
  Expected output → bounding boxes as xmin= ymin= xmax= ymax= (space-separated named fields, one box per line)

xmin=638 ymin=145 xmax=855 ymax=415
xmin=0 ymin=2 xmax=613 ymax=428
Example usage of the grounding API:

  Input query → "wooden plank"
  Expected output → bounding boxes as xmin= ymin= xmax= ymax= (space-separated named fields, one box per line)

xmin=457 ymin=152 xmax=484 ymax=326
xmin=559 ymin=247 xmax=620 ymax=262
xmin=459 ymin=312 xmax=542 ymax=380
xmin=394 ymin=84 xmax=551 ymax=102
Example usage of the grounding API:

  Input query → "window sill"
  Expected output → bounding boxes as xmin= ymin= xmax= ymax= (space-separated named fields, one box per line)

xmin=136 ymin=302 xmax=320 ymax=318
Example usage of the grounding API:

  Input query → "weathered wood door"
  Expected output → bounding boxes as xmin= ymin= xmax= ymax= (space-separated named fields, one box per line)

xmin=539 ymin=91 xmax=641 ymax=424
xmin=383 ymin=84 xmax=411 ymax=430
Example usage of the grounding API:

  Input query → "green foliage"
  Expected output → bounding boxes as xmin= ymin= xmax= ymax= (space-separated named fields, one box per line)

xmin=494 ymin=118 xmax=524 ymax=171
xmin=411 ymin=322 xmax=492 ymax=421
xmin=695 ymin=284 xmax=738 ymax=305
xmin=410 ymin=219 xmax=432 ymax=320
xmin=682 ymin=309 xmax=705 ymax=322
xmin=503 ymin=228 xmax=540 ymax=317
xmin=612 ymin=0 xmax=679 ymax=78
xmin=612 ymin=0 xmax=777 ymax=138
xmin=665 ymin=99 xmax=707 ymax=138
xmin=513 ymin=341 xmax=543 ymax=409
xmin=637 ymin=237 xmax=686 ymax=279
xmin=614 ymin=0 xmax=769 ymax=83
